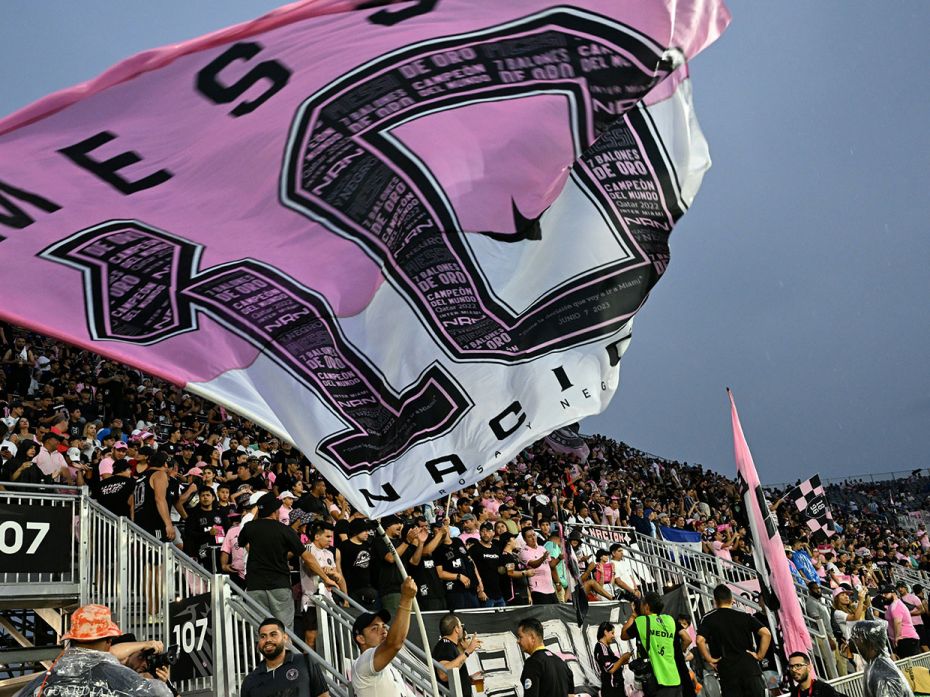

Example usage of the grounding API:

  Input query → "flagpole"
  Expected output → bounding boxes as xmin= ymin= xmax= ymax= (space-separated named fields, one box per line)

xmin=377 ymin=524 xmax=441 ymax=697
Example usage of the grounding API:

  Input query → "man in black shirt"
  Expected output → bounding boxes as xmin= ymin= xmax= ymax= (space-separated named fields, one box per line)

xmin=374 ymin=515 xmax=412 ymax=617
xmin=238 ymin=494 xmax=338 ymax=629
xmin=239 ymin=617 xmax=329 ymax=697
xmin=697 ymin=585 xmax=771 ymax=697
xmin=406 ymin=520 xmax=447 ymax=611
xmin=469 ymin=523 xmax=505 ymax=607
xmin=339 ymin=518 xmax=377 ymax=609
xmin=517 ymin=617 xmax=572 ymax=697
xmin=433 ymin=612 xmax=481 ymax=696
xmin=95 ymin=460 xmax=135 ymax=518
xmin=786 ymin=651 xmax=839 ymax=697
xmin=296 ymin=477 xmax=329 ymax=521
xmin=183 ymin=486 xmax=226 ymax=571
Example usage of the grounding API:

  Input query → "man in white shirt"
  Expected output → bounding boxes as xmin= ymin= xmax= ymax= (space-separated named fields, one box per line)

xmin=351 ymin=576 xmax=417 ymax=697
xmin=609 ymin=544 xmax=640 ymax=600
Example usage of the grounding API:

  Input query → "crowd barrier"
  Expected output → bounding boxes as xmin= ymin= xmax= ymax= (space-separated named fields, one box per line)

xmin=826 ymin=651 xmax=930 ymax=697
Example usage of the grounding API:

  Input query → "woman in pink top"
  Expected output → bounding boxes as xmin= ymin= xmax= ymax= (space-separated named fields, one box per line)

xmin=518 ymin=527 xmax=556 ymax=604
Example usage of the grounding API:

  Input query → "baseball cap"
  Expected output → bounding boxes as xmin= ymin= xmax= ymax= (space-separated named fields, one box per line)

xmin=98 ymin=457 xmax=115 ymax=476
xmin=349 ymin=518 xmax=369 ymax=537
xmin=113 ymin=441 xmax=128 ymax=450
xmin=187 ymin=467 xmax=204 ymax=478
xmin=479 ymin=521 xmax=494 ymax=531
xmin=248 ymin=491 xmax=270 ymax=506
xmin=66 ymin=447 xmax=81 ymax=460
xmin=381 ymin=514 xmax=403 ymax=529
xmin=278 ymin=490 xmax=296 ymax=501
xmin=289 ymin=508 xmax=312 ymax=526
xmin=461 ymin=513 xmax=476 ymax=522
xmin=351 ymin=609 xmax=391 ymax=638
xmin=63 ymin=604 xmax=122 ymax=641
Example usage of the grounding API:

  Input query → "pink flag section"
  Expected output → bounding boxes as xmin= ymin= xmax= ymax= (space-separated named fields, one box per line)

xmin=0 ymin=0 xmax=729 ymax=516
xmin=728 ymin=390 xmax=813 ymax=664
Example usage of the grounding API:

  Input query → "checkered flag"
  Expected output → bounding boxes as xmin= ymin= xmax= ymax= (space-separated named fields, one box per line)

xmin=788 ymin=474 xmax=835 ymax=543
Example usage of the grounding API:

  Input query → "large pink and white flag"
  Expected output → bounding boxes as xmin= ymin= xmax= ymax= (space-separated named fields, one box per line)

xmin=728 ymin=390 xmax=813 ymax=662
xmin=0 ymin=0 xmax=729 ymax=515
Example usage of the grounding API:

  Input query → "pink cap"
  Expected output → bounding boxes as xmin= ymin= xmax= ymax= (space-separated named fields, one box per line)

xmin=187 ymin=467 xmax=203 ymax=477
xmin=832 ymin=587 xmax=849 ymax=598
xmin=113 ymin=441 xmax=128 ymax=450
xmin=99 ymin=457 xmax=115 ymax=476
xmin=140 ymin=431 xmax=154 ymax=441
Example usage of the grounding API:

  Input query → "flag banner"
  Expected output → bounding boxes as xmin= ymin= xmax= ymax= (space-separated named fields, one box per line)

xmin=659 ymin=524 xmax=703 ymax=552
xmin=787 ymin=474 xmax=836 ymax=543
xmin=545 ymin=425 xmax=591 ymax=463
xmin=0 ymin=0 xmax=729 ymax=515
xmin=728 ymin=390 xmax=813 ymax=663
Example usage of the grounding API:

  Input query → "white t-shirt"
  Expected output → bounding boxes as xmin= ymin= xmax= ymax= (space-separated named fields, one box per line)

xmin=611 ymin=557 xmax=639 ymax=592
xmin=301 ymin=543 xmax=336 ymax=604
xmin=351 ymin=647 xmax=406 ymax=697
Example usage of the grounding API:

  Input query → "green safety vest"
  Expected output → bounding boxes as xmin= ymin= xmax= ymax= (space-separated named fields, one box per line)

xmin=634 ymin=614 xmax=681 ymax=687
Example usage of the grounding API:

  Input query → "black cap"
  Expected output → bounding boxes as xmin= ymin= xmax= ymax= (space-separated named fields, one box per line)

xmin=479 ymin=521 xmax=494 ymax=531
xmin=349 ymin=518 xmax=369 ymax=537
xmin=880 ymin=585 xmax=896 ymax=595
xmin=351 ymin=609 xmax=391 ymax=638
xmin=381 ymin=514 xmax=403 ymax=529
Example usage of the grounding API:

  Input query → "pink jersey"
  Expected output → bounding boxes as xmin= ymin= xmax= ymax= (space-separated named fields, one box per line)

xmin=886 ymin=598 xmax=920 ymax=641
xmin=519 ymin=544 xmax=555 ymax=595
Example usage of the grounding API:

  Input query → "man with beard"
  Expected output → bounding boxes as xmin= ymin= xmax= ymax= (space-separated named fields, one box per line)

xmin=786 ymin=651 xmax=840 ymax=697
xmin=239 ymin=617 xmax=329 ymax=697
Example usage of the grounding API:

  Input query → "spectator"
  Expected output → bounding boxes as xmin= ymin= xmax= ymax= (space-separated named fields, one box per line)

xmin=182 ymin=485 xmax=226 ymax=571
xmin=545 ymin=529 xmax=568 ymax=603
xmin=786 ymin=651 xmax=840 ymax=697
xmin=220 ymin=494 xmax=263 ymax=590
xmin=468 ymin=522 xmax=506 ymax=608
xmin=433 ymin=612 xmax=481 ymax=696
xmin=849 ymin=619 xmax=915 ymax=697
xmin=696 ymin=584 xmax=771 ymax=697
xmin=804 ymin=582 xmax=840 ymax=677
xmin=374 ymin=515 xmax=411 ymax=617
xmin=833 ymin=585 xmax=869 ymax=671
xmin=18 ymin=604 xmax=173 ymax=697
xmin=239 ymin=617 xmax=329 ymax=697
xmin=437 ymin=532 xmax=480 ymax=610
xmin=93 ymin=459 xmax=135 ymax=518
xmin=296 ymin=477 xmax=328 ymax=521
xmin=238 ymin=493 xmax=337 ymax=629
xmin=34 ymin=431 xmax=69 ymax=482
xmin=338 ymin=518 xmax=377 ymax=609
xmin=134 ymin=451 xmax=176 ymax=542
xmin=519 ymin=527 xmax=556 ymax=605
xmin=404 ymin=519 xmax=447 ymax=611
xmin=593 ymin=621 xmax=631 ymax=697
xmin=300 ymin=520 xmax=346 ymax=608
xmin=350 ymin=576 xmax=418 ymax=697
xmin=516 ymin=617 xmax=573 ymax=697
xmin=609 ymin=544 xmax=641 ymax=600
xmin=882 ymin=585 xmax=921 ymax=658
xmin=499 ymin=532 xmax=532 ymax=606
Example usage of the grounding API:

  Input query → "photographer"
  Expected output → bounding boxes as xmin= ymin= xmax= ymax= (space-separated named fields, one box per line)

xmin=621 ymin=592 xmax=682 ymax=697
xmin=18 ymin=605 xmax=174 ymax=696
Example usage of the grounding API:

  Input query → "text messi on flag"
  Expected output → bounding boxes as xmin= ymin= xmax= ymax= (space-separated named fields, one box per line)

xmin=0 ymin=0 xmax=729 ymax=515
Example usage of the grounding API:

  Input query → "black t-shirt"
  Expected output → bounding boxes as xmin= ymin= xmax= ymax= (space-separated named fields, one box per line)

xmin=94 ymin=476 xmax=135 ymax=517
xmin=520 ymin=647 xmax=573 ymax=697
xmin=438 ymin=541 xmax=476 ymax=594
xmin=433 ymin=637 xmax=473 ymax=697
xmin=500 ymin=551 xmax=530 ymax=604
xmin=338 ymin=538 xmax=373 ymax=593
xmin=697 ymin=607 xmax=765 ymax=675
xmin=296 ymin=493 xmax=328 ymax=521
xmin=239 ymin=651 xmax=328 ymax=697
xmin=468 ymin=541 xmax=503 ymax=598
xmin=184 ymin=506 xmax=226 ymax=558
xmin=789 ymin=679 xmax=841 ymax=697
xmin=238 ymin=518 xmax=305 ymax=590
xmin=407 ymin=551 xmax=446 ymax=606
xmin=373 ymin=536 xmax=404 ymax=595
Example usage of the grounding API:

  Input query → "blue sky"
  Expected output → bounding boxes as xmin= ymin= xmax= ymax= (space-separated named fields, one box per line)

xmin=2 ymin=2 xmax=928 ymax=484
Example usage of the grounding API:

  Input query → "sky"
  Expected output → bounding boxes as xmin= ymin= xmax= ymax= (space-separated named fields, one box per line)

xmin=2 ymin=2 xmax=928 ymax=485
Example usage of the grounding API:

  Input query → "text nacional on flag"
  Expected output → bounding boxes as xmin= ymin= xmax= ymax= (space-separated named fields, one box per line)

xmin=0 ymin=0 xmax=729 ymax=515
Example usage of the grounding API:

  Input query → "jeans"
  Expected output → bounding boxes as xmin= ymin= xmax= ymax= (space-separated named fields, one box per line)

xmin=249 ymin=587 xmax=295 ymax=630
xmin=482 ymin=595 xmax=506 ymax=608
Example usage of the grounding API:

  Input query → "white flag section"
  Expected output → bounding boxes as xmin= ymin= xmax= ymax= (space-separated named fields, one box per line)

xmin=0 ymin=1 xmax=729 ymax=516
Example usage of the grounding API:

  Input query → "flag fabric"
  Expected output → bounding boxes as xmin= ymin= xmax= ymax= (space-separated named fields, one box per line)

xmin=728 ymin=390 xmax=813 ymax=663
xmin=659 ymin=525 xmax=703 ymax=552
xmin=0 ymin=0 xmax=729 ymax=516
xmin=545 ymin=425 xmax=590 ymax=463
xmin=787 ymin=475 xmax=836 ymax=543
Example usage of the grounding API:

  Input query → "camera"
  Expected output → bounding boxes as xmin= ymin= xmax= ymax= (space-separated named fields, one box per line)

xmin=144 ymin=644 xmax=180 ymax=670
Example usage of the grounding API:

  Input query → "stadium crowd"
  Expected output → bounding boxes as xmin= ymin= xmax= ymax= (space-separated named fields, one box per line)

xmin=3 ymin=324 xmax=930 ymax=680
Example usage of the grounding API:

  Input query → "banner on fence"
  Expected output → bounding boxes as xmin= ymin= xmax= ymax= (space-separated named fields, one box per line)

xmin=169 ymin=592 xmax=214 ymax=681
xmin=409 ymin=587 xmax=688 ymax=695
xmin=0 ymin=501 xmax=72 ymax=573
